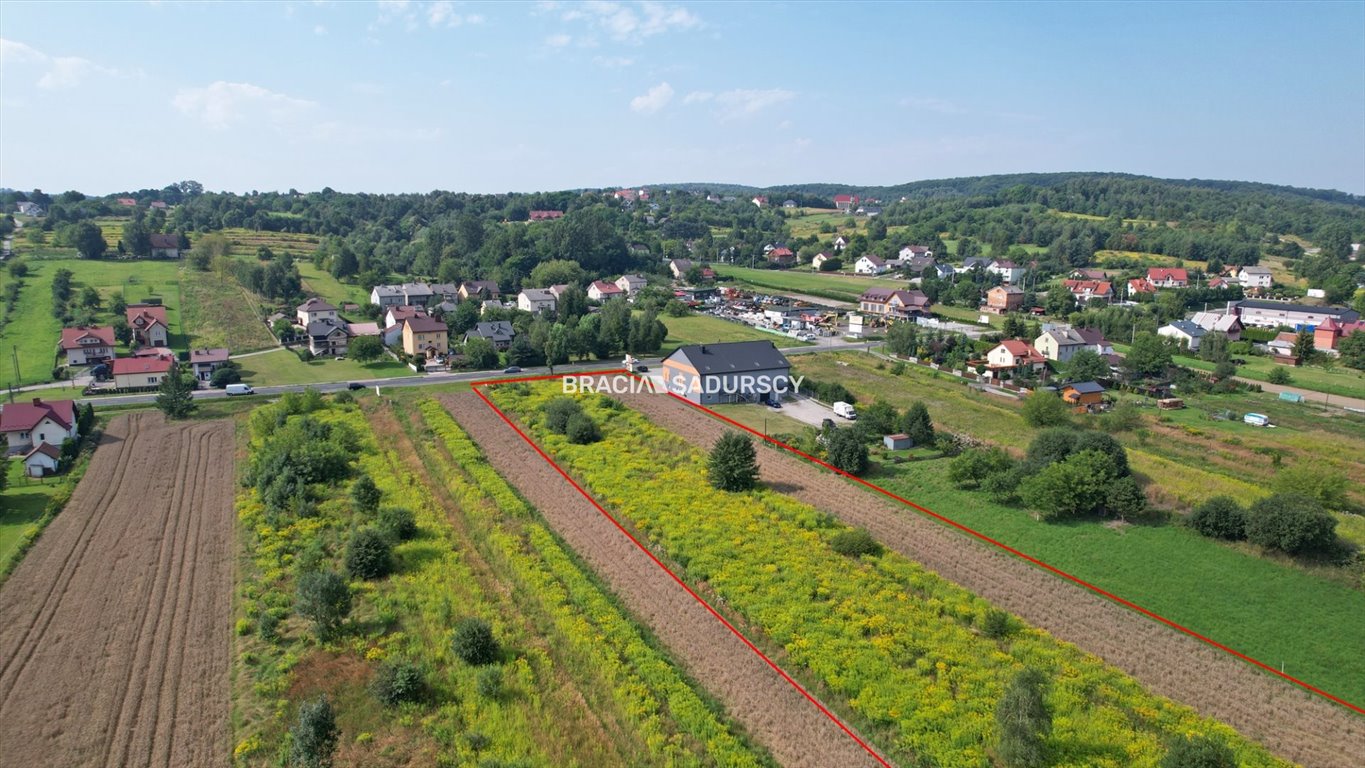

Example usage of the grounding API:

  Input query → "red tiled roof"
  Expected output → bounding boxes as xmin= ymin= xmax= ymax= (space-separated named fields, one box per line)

xmin=25 ymin=442 xmax=62 ymax=461
xmin=404 ymin=316 xmax=448 ymax=333
xmin=1128 ymin=278 xmax=1156 ymax=293
xmin=591 ymin=280 xmax=624 ymax=294
xmin=769 ymin=247 xmax=794 ymax=257
xmin=127 ymin=304 xmax=168 ymax=328
xmin=111 ymin=355 xmax=174 ymax=376
xmin=1063 ymin=279 xmax=1113 ymax=296
xmin=0 ymin=398 xmax=76 ymax=433
xmin=1147 ymin=267 xmax=1188 ymax=282
xmin=190 ymin=348 xmax=230 ymax=364
xmin=529 ymin=210 xmax=564 ymax=221
xmin=59 ymin=326 xmax=115 ymax=350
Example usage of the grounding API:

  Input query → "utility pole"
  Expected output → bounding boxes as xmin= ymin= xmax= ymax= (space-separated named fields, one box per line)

xmin=9 ymin=346 xmax=19 ymax=404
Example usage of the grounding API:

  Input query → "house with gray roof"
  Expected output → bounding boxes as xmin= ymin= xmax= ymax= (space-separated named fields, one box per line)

xmin=464 ymin=321 xmax=516 ymax=350
xmin=659 ymin=340 xmax=792 ymax=405
xmin=1158 ymin=320 xmax=1207 ymax=351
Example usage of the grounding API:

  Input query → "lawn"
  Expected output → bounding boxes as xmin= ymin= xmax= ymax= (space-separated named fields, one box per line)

xmin=931 ymin=303 xmax=1002 ymax=328
xmin=0 ymin=459 xmax=62 ymax=573
xmin=868 ymin=458 xmax=1365 ymax=705
xmin=295 ymin=260 xmax=370 ymax=307
xmin=1111 ymin=342 xmax=1365 ymax=401
xmin=180 ymin=268 xmax=277 ymax=352
xmin=0 ymin=260 xmax=65 ymax=385
xmin=659 ymin=313 xmax=809 ymax=354
xmin=713 ymin=264 xmax=893 ymax=302
xmin=234 ymin=347 xmax=411 ymax=386
xmin=708 ymin=403 xmax=810 ymax=436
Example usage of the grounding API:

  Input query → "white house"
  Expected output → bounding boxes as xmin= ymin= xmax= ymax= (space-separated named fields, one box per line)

xmin=23 ymin=443 xmax=62 ymax=477
xmin=898 ymin=245 xmax=933 ymax=261
xmin=989 ymin=260 xmax=1025 ymax=284
xmin=1158 ymin=320 xmax=1207 ymax=351
xmin=832 ymin=235 xmax=850 ymax=251
xmin=854 ymin=255 xmax=889 ymax=275
xmin=59 ymin=326 xmax=116 ymax=366
xmin=517 ymin=289 xmax=557 ymax=314
xmin=615 ymin=274 xmax=648 ymax=295
xmin=811 ymin=252 xmax=834 ymax=270
xmin=0 ymin=398 xmax=79 ymax=454
xmin=588 ymin=280 xmax=625 ymax=301
xmin=1237 ymin=266 xmax=1273 ymax=290
xmin=1034 ymin=327 xmax=1087 ymax=362
xmin=296 ymin=297 xmax=339 ymax=327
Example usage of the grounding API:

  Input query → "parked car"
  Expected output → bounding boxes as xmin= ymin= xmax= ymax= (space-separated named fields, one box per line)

xmin=347 ymin=382 xmax=364 ymax=391
xmin=503 ymin=366 xmax=522 ymax=374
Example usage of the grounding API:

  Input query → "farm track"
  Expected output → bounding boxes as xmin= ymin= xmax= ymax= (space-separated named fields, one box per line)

xmin=619 ymin=393 xmax=1365 ymax=768
xmin=0 ymin=413 xmax=235 ymax=768
xmin=444 ymin=393 xmax=884 ymax=768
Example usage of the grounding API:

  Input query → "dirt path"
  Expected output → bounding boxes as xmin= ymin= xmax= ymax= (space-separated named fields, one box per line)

xmin=619 ymin=393 xmax=1365 ymax=768
xmin=0 ymin=412 xmax=236 ymax=768
xmin=443 ymin=393 xmax=884 ymax=768
xmin=1238 ymin=376 xmax=1365 ymax=411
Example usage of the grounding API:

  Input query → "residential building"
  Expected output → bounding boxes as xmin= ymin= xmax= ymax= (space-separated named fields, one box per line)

xmin=149 ymin=233 xmax=181 ymax=259
xmin=958 ymin=257 xmax=992 ymax=273
xmin=1073 ymin=328 xmax=1115 ymax=355
xmin=1070 ymin=269 xmax=1107 ymax=280
xmin=782 ymin=199 xmax=797 ymax=209
xmin=1238 ymin=266 xmax=1273 ymax=290
xmin=384 ymin=305 xmax=427 ymax=330
xmin=372 ymin=283 xmax=431 ymax=308
xmin=126 ymin=304 xmax=170 ymax=347
xmin=1062 ymin=279 xmax=1113 ymax=303
xmin=458 ymin=281 xmax=501 ymax=301
xmin=528 ymin=210 xmax=564 ymax=221
xmin=296 ymin=297 xmax=338 ymax=327
xmin=1158 ymin=320 xmax=1207 ymax=351
xmin=431 ymin=283 xmax=461 ymax=304
xmin=1190 ymin=311 xmax=1243 ymax=340
xmin=833 ymin=195 xmax=858 ymax=212
xmin=1313 ymin=317 xmax=1365 ymax=356
xmin=854 ymin=254 xmax=889 ymax=275
xmin=465 ymin=321 xmax=515 ymax=350
xmin=811 ymin=252 xmax=833 ymax=270
xmin=984 ymin=340 xmax=1048 ymax=375
xmin=402 ymin=316 xmax=449 ymax=358
xmin=988 ymin=260 xmax=1025 ymax=284
xmin=751 ymin=196 xmax=769 ymax=208
xmin=1034 ymin=327 xmax=1087 ymax=362
xmin=898 ymin=245 xmax=933 ymax=261
xmin=858 ymin=288 xmax=931 ymax=319
xmin=985 ymin=285 xmax=1024 ymax=314
xmin=306 ymin=318 xmax=351 ymax=356
xmin=660 ymin=341 xmax=792 ymax=405
xmin=616 ymin=274 xmax=648 ymax=295
xmin=931 ymin=264 xmax=956 ymax=280
xmin=111 ymin=354 xmax=175 ymax=390
xmin=346 ymin=322 xmax=380 ymax=339
xmin=518 ymin=289 xmax=558 ymax=314
xmin=1061 ymin=381 xmax=1106 ymax=408
xmin=588 ymin=280 xmax=625 ymax=301
xmin=1232 ymin=299 xmax=1360 ymax=330
xmin=1267 ymin=331 xmax=1299 ymax=361
xmin=1147 ymin=267 xmax=1189 ymax=289
xmin=548 ymin=284 xmax=573 ymax=299
xmin=15 ymin=202 xmax=44 ymax=216
xmin=900 ymin=255 xmax=936 ymax=275
xmin=190 ymin=348 xmax=231 ymax=382
xmin=832 ymin=235 xmax=850 ymax=251
xmin=767 ymin=247 xmax=796 ymax=267
xmin=1127 ymin=278 xmax=1157 ymax=296
xmin=24 ymin=443 xmax=62 ymax=477
xmin=60 ymin=326 xmax=116 ymax=366
xmin=0 ymin=398 xmax=78 ymax=453
xmin=669 ymin=259 xmax=694 ymax=278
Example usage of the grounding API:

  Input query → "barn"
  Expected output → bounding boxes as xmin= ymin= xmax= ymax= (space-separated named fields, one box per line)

xmin=660 ymin=341 xmax=793 ymax=405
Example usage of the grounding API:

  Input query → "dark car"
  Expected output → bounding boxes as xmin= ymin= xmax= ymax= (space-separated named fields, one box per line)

xmin=347 ymin=382 xmax=365 ymax=391
xmin=503 ymin=366 xmax=522 ymax=374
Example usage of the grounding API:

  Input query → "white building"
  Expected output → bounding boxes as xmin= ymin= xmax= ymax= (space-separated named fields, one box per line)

xmin=854 ymin=255 xmax=889 ymax=275
xmin=1158 ymin=320 xmax=1207 ymax=351
xmin=517 ymin=289 xmax=558 ymax=314
xmin=1237 ymin=266 xmax=1273 ymax=290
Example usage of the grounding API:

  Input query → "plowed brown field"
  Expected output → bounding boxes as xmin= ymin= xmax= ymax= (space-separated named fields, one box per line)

xmin=620 ymin=392 xmax=1365 ymax=768
xmin=0 ymin=412 xmax=235 ymax=768
xmin=444 ymin=393 xmax=886 ymax=768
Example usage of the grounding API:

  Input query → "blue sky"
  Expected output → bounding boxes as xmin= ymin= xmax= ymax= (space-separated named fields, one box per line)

xmin=2 ymin=1 xmax=1362 ymax=195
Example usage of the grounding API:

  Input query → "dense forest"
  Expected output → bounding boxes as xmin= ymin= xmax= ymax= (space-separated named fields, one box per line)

xmin=3 ymin=173 xmax=1362 ymax=302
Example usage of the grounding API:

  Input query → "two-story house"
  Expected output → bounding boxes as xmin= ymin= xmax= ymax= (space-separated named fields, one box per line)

xmin=985 ymin=285 xmax=1024 ymax=314
xmin=0 ymin=398 xmax=79 ymax=454
xmin=126 ymin=304 xmax=170 ymax=348
xmin=1147 ymin=268 xmax=1189 ymax=289
xmin=402 ymin=316 xmax=449 ymax=358
xmin=297 ymin=297 xmax=339 ymax=327
xmin=60 ymin=326 xmax=116 ymax=366
xmin=517 ymin=289 xmax=558 ymax=314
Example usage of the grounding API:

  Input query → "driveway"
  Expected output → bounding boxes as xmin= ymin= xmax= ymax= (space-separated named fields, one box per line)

xmin=779 ymin=395 xmax=840 ymax=428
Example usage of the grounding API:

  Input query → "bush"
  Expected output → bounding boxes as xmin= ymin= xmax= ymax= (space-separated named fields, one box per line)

xmin=899 ymin=401 xmax=935 ymax=446
xmin=1021 ymin=391 xmax=1070 ymax=428
xmin=708 ymin=432 xmax=758 ymax=492
xmin=370 ymin=660 xmax=425 ymax=707
xmin=544 ymin=397 xmax=582 ymax=433
xmin=995 ymin=668 xmax=1050 ymax=768
xmin=209 ymin=366 xmax=242 ymax=387
xmin=350 ymin=474 xmax=382 ymax=515
xmin=830 ymin=528 xmax=883 ymax=558
xmin=289 ymin=696 xmax=339 ymax=768
xmin=1160 ymin=734 xmax=1236 ymax=768
xmin=1246 ymin=493 xmax=1337 ymax=555
xmin=345 ymin=527 xmax=394 ymax=580
xmin=1188 ymin=496 xmax=1247 ymax=540
xmin=1020 ymin=450 xmax=1118 ymax=520
xmin=295 ymin=570 xmax=352 ymax=639
xmin=452 ymin=617 xmax=500 ymax=665
xmin=1266 ymin=366 xmax=1292 ymax=385
xmin=825 ymin=427 xmax=869 ymax=475
xmin=1099 ymin=401 xmax=1142 ymax=433
xmin=377 ymin=506 xmax=418 ymax=541
xmin=948 ymin=447 xmax=1014 ymax=489
xmin=1105 ymin=475 xmax=1147 ymax=519
xmin=476 ymin=667 xmax=504 ymax=700
xmin=980 ymin=609 xmax=1013 ymax=639
xmin=1272 ymin=465 xmax=1348 ymax=510
xmin=564 ymin=413 xmax=601 ymax=444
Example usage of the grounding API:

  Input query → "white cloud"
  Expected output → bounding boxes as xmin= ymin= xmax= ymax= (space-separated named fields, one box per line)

xmin=630 ymin=81 xmax=673 ymax=114
xmin=546 ymin=33 xmax=572 ymax=48
xmin=556 ymin=1 xmax=701 ymax=45
xmin=682 ymin=90 xmax=713 ymax=104
xmin=712 ymin=88 xmax=795 ymax=118
xmin=173 ymin=81 xmax=318 ymax=129
xmin=372 ymin=0 xmax=479 ymax=30
xmin=1 ymin=38 xmax=130 ymax=89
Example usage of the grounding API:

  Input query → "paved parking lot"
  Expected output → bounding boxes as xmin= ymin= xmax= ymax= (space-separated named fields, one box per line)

xmin=777 ymin=395 xmax=845 ymax=428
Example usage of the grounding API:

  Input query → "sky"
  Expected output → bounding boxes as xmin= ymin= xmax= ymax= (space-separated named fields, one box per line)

xmin=1 ymin=1 xmax=1363 ymax=196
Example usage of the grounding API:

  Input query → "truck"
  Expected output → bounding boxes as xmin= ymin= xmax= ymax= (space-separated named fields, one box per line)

xmin=224 ymin=383 xmax=255 ymax=396
xmin=833 ymin=401 xmax=857 ymax=420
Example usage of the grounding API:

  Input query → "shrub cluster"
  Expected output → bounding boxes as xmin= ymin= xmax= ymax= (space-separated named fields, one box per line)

xmin=543 ymin=397 xmax=602 ymax=444
xmin=1187 ymin=493 xmax=1338 ymax=556
xmin=452 ymin=617 xmax=500 ymax=666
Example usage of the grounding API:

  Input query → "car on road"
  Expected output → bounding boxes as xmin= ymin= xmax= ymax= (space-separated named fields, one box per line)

xmin=224 ymin=383 xmax=255 ymax=396
xmin=503 ymin=366 xmax=522 ymax=374
xmin=347 ymin=382 xmax=365 ymax=391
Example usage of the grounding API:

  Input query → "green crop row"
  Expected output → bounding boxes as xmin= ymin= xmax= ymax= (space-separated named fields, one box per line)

xmin=488 ymin=384 xmax=1288 ymax=768
xmin=415 ymin=399 xmax=771 ymax=768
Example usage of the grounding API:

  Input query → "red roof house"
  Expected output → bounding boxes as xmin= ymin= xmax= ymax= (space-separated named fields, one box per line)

xmin=1147 ymin=267 xmax=1189 ymax=288
xmin=0 ymin=398 xmax=78 ymax=453
xmin=126 ymin=304 xmax=170 ymax=347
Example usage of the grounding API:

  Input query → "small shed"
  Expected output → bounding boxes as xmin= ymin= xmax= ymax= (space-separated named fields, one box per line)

xmin=1061 ymin=381 xmax=1106 ymax=407
xmin=23 ymin=443 xmax=62 ymax=477
xmin=883 ymin=433 xmax=913 ymax=451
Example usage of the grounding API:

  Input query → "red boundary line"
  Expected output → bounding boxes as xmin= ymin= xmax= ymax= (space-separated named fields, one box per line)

xmin=469 ymin=379 xmax=895 ymax=767
xmin=470 ymin=372 xmax=1363 ymax=733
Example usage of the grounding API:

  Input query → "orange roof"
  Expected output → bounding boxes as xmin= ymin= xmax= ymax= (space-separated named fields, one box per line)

xmin=59 ymin=326 xmax=115 ymax=350
xmin=111 ymin=355 xmax=174 ymax=376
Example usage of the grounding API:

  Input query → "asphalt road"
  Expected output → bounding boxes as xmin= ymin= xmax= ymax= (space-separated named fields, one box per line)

xmin=61 ymin=338 xmax=880 ymax=408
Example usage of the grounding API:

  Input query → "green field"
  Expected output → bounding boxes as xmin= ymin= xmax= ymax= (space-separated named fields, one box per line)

xmin=867 ymin=458 xmax=1365 ymax=705
xmin=931 ymin=303 xmax=1003 ymax=328
xmin=295 ymin=260 xmax=370 ymax=307
xmin=0 ymin=459 xmax=63 ymax=572
xmin=713 ymin=264 xmax=893 ymax=302
xmin=234 ymin=347 xmax=411 ymax=386
xmin=180 ymin=269 xmax=277 ymax=352
xmin=659 ymin=313 xmax=809 ymax=354
xmin=1092 ymin=249 xmax=1207 ymax=271
xmin=1051 ymin=210 xmax=1164 ymax=227
xmin=0 ymin=260 xmax=66 ymax=385
xmin=1110 ymin=343 xmax=1365 ymax=401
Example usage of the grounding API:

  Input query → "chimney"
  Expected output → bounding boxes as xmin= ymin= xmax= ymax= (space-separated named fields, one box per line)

xmin=700 ymin=345 xmax=707 ymax=353
xmin=32 ymin=398 xmax=42 ymax=407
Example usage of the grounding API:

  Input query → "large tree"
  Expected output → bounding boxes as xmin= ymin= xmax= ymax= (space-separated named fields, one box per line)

xmin=122 ymin=219 xmax=153 ymax=258
xmin=154 ymin=361 xmax=197 ymax=419
xmin=899 ymin=401 xmax=935 ymax=446
xmin=825 ymin=427 xmax=869 ymax=475
xmin=1123 ymin=332 xmax=1172 ymax=379
xmin=71 ymin=221 xmax=107 ymax=259
xmin=1065 ymin=349 xmax=1109 ymax=382
xmin=708 ymin=432 xmax=759 ymax=492
xmin=348 ymin=335 xmax=383 ymax=363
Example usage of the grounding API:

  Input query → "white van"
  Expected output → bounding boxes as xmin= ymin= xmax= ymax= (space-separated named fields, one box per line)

xmin=833 ymin=401 xmax=857 ymax=420
xmin=225 ymin=383 xmax=255 ymax=396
